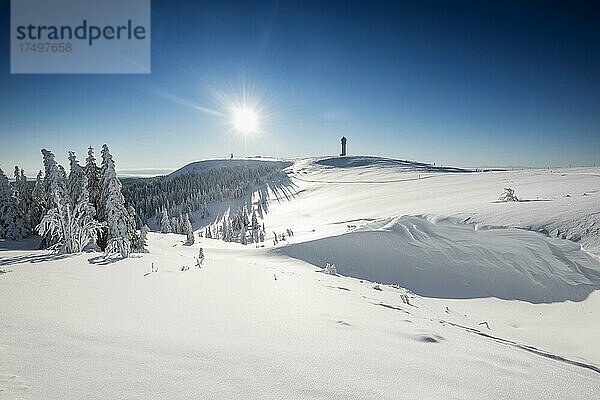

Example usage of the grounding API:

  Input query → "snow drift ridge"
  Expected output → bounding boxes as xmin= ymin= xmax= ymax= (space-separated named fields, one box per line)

xmin=277 ymin=216 xmax=600 ymax=303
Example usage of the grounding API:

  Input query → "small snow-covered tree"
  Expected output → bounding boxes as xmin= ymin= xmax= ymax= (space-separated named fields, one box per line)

xmin=323 ymin=263 xmax=337 ymax=275
xmin=138 ymin=224 xmax=150 ymax=253
xmin=160 ymin=209 xmax=172 ymax=233
xmin=499 ymin=187 xmax=519 ymax=202
xmin=222 ymin=218 xmax=230 ymax=241
xmin=251 ymin=210 xmax=259 ymax=243
xmin=184 ymin=214 xmax=194 ymax=245
xmin=0 ymin=166 xmax=30 ymax=240
xmin=171 ymin=216 xmax=180 ymax=234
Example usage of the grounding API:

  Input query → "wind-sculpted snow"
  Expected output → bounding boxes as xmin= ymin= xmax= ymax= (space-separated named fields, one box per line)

xmin=277 ymin=216 xmax=600 ymax=303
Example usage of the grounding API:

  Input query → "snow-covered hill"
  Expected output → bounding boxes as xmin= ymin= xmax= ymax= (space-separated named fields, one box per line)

xmin=167 ymin=157 xmax=292 ymax=180
xmin=1 ymin=155 xmax=600 ymax=398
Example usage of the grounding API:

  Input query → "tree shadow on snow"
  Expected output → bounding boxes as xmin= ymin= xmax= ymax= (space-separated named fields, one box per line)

xmin=0 ymin=252 xmax=73 ymax=266
xmin=190 ymin=173 xmax=298 ymax=231
xmin=491 ymin=199 xmax=553 ymax=204
xmin=0 ymin=236 xmax=43 ymax=251
xmin=87 ymin=254 xmax=125 ymax=266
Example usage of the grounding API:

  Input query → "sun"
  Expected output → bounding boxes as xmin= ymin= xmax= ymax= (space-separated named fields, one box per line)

xmin=232 ymin=107 xmax=259 ymax=134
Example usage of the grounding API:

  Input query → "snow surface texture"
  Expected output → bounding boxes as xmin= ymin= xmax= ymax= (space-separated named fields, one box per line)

xmin=278 ymin=215 xmax=600 ymax=303
xmin=1 ymin=155 xmax=600 ymax=398
xmin=1 ymin=234 xmax=599 ymax=399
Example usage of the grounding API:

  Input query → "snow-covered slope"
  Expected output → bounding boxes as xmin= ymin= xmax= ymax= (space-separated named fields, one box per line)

xmin=1 ymin=234 xmax=599 ymax=399
xmin=271 ymin=157 xmax=600 ymax=254
xmin=167 ymin=157 xmax=292 ymax=180
xmin=2 ymin=155 xmax=600 ymax=398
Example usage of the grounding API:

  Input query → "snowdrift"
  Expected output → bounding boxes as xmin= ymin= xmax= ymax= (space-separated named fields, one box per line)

xmin=167 ymin=158 xmax=292 ymax=180
xmin=277 ymin=216 xmax=600 ymax=303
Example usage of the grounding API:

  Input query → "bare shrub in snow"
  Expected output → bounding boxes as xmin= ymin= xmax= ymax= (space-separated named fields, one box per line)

xmin=323 ymin=263 xmax=337 ymax=275
xmin=498 ymin=187 xmax=519 ymax=202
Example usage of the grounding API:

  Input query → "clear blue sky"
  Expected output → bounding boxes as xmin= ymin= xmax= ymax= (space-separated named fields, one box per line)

xmin=1 ymin=0 xmax=599 ymax=175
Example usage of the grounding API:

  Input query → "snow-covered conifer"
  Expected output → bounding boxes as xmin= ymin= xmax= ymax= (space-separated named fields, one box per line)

xmin=138 ymin=224 xmax=150 ymax=253
xmin=85 ymin=146 xmax=101 ymax=209
xmin=184 ymin=214 xmax=194 ymax=245
xmin=38 ymin=149 xmax=70 ymax=248
xmin=160 ymin=209 xmax=172 ymax=233
xmin=68 ymin=151 xmax=85 ymax=205
xmin=30 ymin=170 xmax=46 ymax=228
xmin=251 ymin=210 xmax=259 ymax=242
xmin=0 ymin=166 xmax=29 ymax=240
xmin=38 ymin=179 xmax=104 ymax=254
xmin=100 ymin=145 xmax=136 ymax=258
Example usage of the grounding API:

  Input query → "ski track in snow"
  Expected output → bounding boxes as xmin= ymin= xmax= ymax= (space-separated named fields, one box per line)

xmin=438 ymin=320 xmax=600 ymax=374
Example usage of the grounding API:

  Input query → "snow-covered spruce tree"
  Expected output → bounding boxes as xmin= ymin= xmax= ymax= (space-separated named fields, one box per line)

xmin=85 ymin=146 xmax=101 ymax=210
xmin=184 ymin=214 xmax=194 ymax=245
xmin=240 ymin=222 xmax=247 ymax=245
xmin=0 ymin=166 xmax=30 ymax=240
xmin=13 ymin=167 xmax=33 ymax=229
xmin=171 ymin=216 xmax=180 ymax=234
xmin=160 ymin=209 xmax=172 ymax=233
xmin=97 ymin=144 xmax=110 ymax=222
xmin=37 ymin=149 xmax=104 ymax=253
xmin=38 ymin=149 xmax=67 ymax=248
xmin=29 ymin=170 xmax=46 ymax=229
xmin=222 ymin=218 xmax=230 ymax=242
xmin=38 ymin=178 xmax=104 ymax=254
xmin=138 ymin=224 xmax=150 ymax=253
xmin=127 ymin=205 xmax=146 ymax=253
xmin=68 ymin=151 xmax=86 ymax=205
xmin=251 ymin=210 xmax=259 ymax=243
xmin=13 ymin=167 xmax=29 ymax=211
xmin=99 ymin=145 xmax=138 ymax=258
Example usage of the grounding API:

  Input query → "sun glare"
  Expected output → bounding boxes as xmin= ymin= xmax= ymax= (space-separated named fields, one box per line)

xmin=232 ymin=107 xmax=259 ymax=134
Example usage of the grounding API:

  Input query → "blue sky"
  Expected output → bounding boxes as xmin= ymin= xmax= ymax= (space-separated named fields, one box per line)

xmin=1 ymin=0 xmax=599 ymax=175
